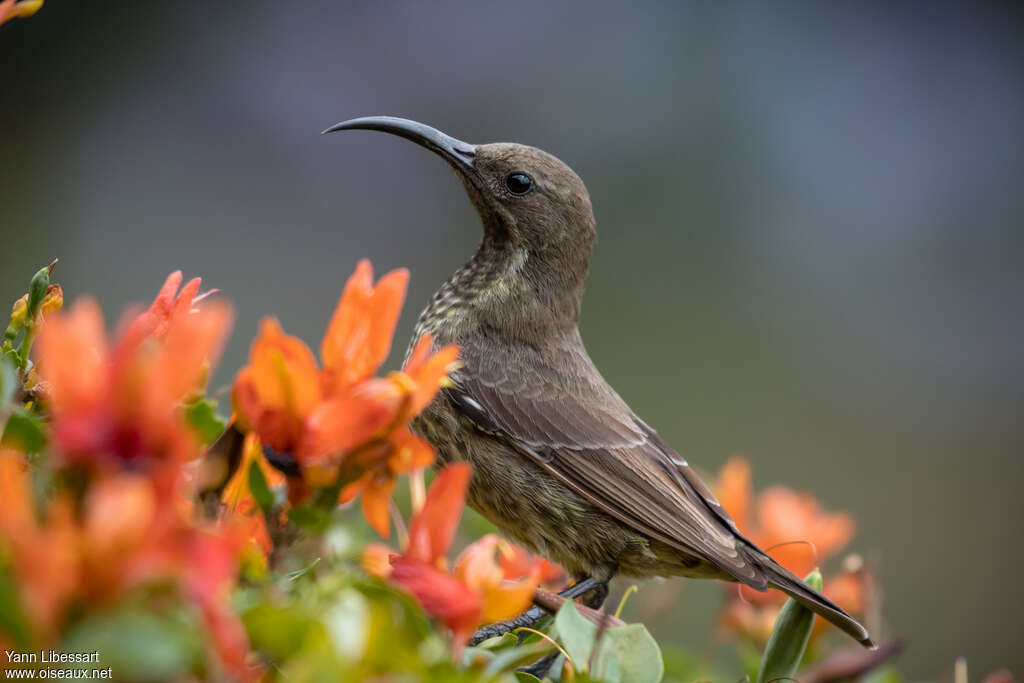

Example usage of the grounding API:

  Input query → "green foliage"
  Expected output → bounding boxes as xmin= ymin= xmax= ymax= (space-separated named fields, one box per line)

xmin=463 ymin=633 xmax=553 ymax=678
xmin=26 ymin=264 xmax=51 ymax=322
xmin=756 ymin=569 xmax=823 ymax=683
xmin=3 ymin=261 xmax=59 ymax=372
xmin=239 ymin=562 xmax=525 ymax=682
xmin=0 ymin=353 xmax=16 ymax=406
xmin=2 ymin=408 xmax=46 ymax=453
xmin=184 ymin=398 xmax=227 ymax=445
xmin=0 ymin=266 xmax=900 ymax=683
xmin=0 ymin=562 xmax=31 ymax=650
xmin=549 ymin=601 xmax=664 ymax=683
xmin=248 ymin=460 xmax=274 ymax=515
xmin=61 ymin=605 xmax=205 ymax=681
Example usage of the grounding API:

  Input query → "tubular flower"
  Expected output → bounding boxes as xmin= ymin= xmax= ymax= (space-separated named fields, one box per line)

xmin=714 ymin=457 xmax=866 ymax=645
xmin=35 ymin=272 xmax=232 ymax=467
xmin=319 ymin=259 xmax=409 ymax=390
xmin=231 ymin=260 xmax=458 ymax=537
xmin=387 ymin=464 xmax=541 ymax=651
xmin=0 ymin=450 xmax=256 ymax=678
xmin=0 ymin=0 xmax=42 ymax=27
xmin=497 ymin=542 xmax=567 ymax=591
xmin=220 ymin=432 xmax=284 ymax=560
xmin=232 ymin=318 xmax=322 ymax=454
xmin=714 ymin=456 xmax=854 ymax=604
xmin=4 ymin=272 xmax=258 ymax=679
xmin=325 ymin=334 xmax=458 ymax=536
xmin=0 ymin=451 xmax=80 ymax=639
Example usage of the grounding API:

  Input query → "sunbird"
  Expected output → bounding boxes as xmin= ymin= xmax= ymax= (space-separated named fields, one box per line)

xmin=324 ymin=116 xmax=873 ymax=650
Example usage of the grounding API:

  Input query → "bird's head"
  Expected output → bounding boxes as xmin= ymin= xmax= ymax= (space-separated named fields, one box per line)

xmin=324 ymin=116 xmax=596 ymax=295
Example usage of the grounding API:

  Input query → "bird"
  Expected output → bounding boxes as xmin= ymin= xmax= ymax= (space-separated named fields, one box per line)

xmin=323 ymin=115 xmax=874 ymax=649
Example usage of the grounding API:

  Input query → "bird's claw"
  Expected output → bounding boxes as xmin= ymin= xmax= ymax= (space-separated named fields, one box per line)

xmin=468 ymin=606 xmax=549 ymax=646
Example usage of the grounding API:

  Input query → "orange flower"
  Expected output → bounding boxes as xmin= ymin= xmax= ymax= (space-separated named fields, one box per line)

xmin=0 ymin=0 xmax=41 ymax=28
xmin=0 ymin=451 xmax=256 ymax=675
xmin=322 ymin=336 xmax=458 ymax=536
xmin=720 ymin=556 xmax=871 ymax=646
xmin=6 ymin=273 xmax=257 ymax=677
xmin=454 ymin=535 xmax=544 ymax=623
xmin=186 ymin=527 xmax=259 ymax=681
xmin=387 ymin=464 xmax=540 ymax=650
xmin=715 ymin=456 xmax=854 ymax=604
xmin=81 ymin=472 xmax=158 ymax=587
xmin=320 ymin=259 xmax=408 ymax=390
xmin=361 ymin=542 xmax=394 ymax=579
xmin=232 ymin=318 xmax=322 ymax=453
xmin=220 ymin=432 xmax=285 ymax=560
xmin=231 ymin=260 xmax=458 ymax=537
xmin=714 ymin=457 xmax=866 ymax=647
xmin=36 ymin=272 xmax=232 ymax=466
xmin=719 ymin=599 xmax=780 ymax=644
xmin=752 ymin=486 xmax=854 ymax=581
xmin=0 ymin=451 xmax=80 ymax=638
xmin=498 ymin=543 xmax=567 ymax=591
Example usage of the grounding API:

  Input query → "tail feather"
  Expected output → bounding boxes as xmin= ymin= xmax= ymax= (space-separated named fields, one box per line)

xmin=747 ymin=549 xmax=875 ymax=649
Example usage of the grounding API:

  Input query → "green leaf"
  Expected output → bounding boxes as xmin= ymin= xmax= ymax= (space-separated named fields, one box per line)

xmin=1 ymin=409 xmax=46 ymax=453
xmin=553 ymin=600 xmax=596 ymax=672
xmin=477 ymin=632 xmax=520 ymax=651
xmin=591 ymin=623 xmax=664 ymax=683
xmin=2 ymin=346 xmax=22 ymax=373
xmin=286 ymin=557 xmax=322 ymax=582
xmin=482 ymin=640 xmax=554 ymax=677
xmin=515 ymin=673 xmax=543 ymax=683
xmin=184 ymin=398 xmax=227 ymax=445
xmin=248 ymin=459 xmax=273 ymax=514
xmin=243 ymin=604 xmax=326 ymax=662
xmin=0 ymin=562 xmax=31 ymax=649
xmin=0 ymin=353 xmax=16 ymax=406
xmin=461 ymin=645 xmax=496 ymax=668
xmin=289 ymin=502 xmax=333 ymax=532
xmin=61 ymin=608 xmax=203 ymax=681
xmin=756 ymin=569 xmax=823 ymax=683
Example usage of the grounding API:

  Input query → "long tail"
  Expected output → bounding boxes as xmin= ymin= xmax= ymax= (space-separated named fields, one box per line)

xmin=746 ymin=547 xmax=875 ymax=648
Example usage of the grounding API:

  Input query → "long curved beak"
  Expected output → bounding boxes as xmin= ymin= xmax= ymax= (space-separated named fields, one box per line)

xmin=322 ymin=116 xmax=476 ymax=173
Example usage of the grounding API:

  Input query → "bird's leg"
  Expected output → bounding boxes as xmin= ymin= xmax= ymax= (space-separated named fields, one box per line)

xmin=467 ymin=576 xmax=602 ymax=646
xmin=580 ymin=579 xmax=609 ymax=609
xmin=517 ymin=581 xmax=611 ymax=680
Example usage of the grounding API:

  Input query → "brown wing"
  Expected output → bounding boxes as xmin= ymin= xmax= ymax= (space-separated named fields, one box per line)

xmin=447 ymin=332 xmax=767 ymax=588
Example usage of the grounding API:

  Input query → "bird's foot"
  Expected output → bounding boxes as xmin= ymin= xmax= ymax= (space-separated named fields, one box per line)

xmin=468 ymin=606 xmax=550 ymax=646
xmin=579 ymin=579 xmax=609 ymax=609
xmin=518 ymin=652 xmax=560 ymax=679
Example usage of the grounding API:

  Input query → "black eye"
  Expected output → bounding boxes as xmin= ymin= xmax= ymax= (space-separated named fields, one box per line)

xmin=504 ymin=172 xmax=534 ymax=196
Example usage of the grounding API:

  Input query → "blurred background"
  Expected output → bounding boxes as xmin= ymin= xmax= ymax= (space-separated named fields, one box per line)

xmin=1 ymin=2 xmax=1021 ymax=677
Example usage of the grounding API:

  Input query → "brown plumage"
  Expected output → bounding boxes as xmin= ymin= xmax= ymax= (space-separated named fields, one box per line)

xmin=325 ymin=116 xmax=874 ymax=648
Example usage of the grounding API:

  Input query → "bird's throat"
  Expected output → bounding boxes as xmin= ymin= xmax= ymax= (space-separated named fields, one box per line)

xmin=410 ymin=239 xmax=585 ymax=355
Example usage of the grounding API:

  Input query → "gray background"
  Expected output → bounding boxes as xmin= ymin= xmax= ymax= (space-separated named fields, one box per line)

xmin=1 ymin=2 xmax=1021 ymax=677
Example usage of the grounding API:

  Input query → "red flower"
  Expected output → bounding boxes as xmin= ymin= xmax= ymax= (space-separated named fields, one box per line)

xmin=386 ymin=464 xmax=541 ymax=651
xmin=36 ymin=272 xmax=232 ymax=466
xmin=16 ymin=272 xmax=257 ymax=677
xmin=0 ymin=451 xmax=80 ymax=639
